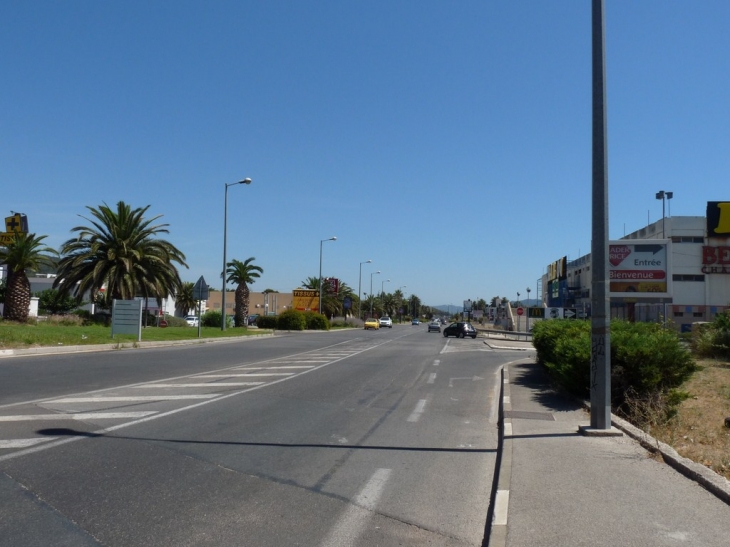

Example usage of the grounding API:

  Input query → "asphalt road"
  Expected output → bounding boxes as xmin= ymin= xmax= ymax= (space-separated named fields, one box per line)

xmin=0 ymin=326 xmax=512 ymax=546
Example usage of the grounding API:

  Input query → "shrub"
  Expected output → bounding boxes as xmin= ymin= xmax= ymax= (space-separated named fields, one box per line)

xmin=304 ymin=311 xmax=329 ymax=330
xmin=201 ymin=310 xmax=231 ymax=328
xmin=533 ymin=319 xmax=696 ymax=413
xmin=277 ymin=309 xmax=306 ymax=331
xmin=256 ymin=315 xmax=277 ymax=329
xmin=164 ymin=316 xmax=188 ymax=327
xmin=691 ymin=313 xmax=730 ymax=359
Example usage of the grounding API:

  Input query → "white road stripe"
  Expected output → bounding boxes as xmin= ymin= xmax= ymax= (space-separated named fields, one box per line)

xmin=407 ymin=399 xmax=427 ymax=422
xmin=0 ymin=438 xmax=56 ymax=449
xmin=427 ymin=373 xmax=436 ymax=384
xmin=50 ymin=395 xmax=218 ymax=403
xmin=132 ymin=383 xmax=265 ymax=388
xmin=433 ymin=359 xmax=440 ymax=366
xmin=504 ymin=423 xmax=512 ymax=436
xmin=493 ymin=489 xmax=510 ymax=525
xmin=0 ymin=412 xmax=157 ymax=422
xmin=195 ymin=373 xmax=294 ymax=377
xmin=320 ymin=468 xmax=392 ymax=547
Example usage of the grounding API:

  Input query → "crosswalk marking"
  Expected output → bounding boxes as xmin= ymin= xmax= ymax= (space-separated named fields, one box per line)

xmin=0 ymin=412 xmax=157 ymax=422
xmin=0 ymin=438 xmax=56 ymax=449
xmin=132 ymin=383 xmax=265 ymax=388
xmin=195 ymin=373 xmax=295 ymax=377
xmin=49 ymin=395 xmax=218 ymax=403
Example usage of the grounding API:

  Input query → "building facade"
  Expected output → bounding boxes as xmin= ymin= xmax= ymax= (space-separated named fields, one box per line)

xmin=543 ymin=203 xmax=730 ymax=332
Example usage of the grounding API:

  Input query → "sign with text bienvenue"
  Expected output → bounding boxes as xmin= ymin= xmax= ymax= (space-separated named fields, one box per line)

xmin=609 ymin=240 xmax=671 ymax=298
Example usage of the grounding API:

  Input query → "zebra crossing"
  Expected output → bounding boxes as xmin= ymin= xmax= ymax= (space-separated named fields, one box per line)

xmin=0 ymin=339 xmax=385 ymax=461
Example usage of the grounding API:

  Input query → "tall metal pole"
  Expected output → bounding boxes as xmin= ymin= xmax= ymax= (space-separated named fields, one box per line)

xmin=589 ymin=0 xmax=612 ymax=430
xmin=370 ymin=270 xmax=380 ymax=317
xmin=358 ymin=260 xmax=371 ymax=319
xmin=318 ymin=237 xmax=336 ymax=316
xmin=222 ymin=178 xmax=251 ymax=330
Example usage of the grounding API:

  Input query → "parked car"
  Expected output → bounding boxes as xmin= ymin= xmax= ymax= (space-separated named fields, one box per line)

xmin=185 ymin=316 xmax=199 ymax=327
xmin=427 ymin=320 xmax=441 ymax=333
xmin=364 ymin=317 xmax=380 ymax=330
xmin=379 ymin=316 xmax=393 ymax=328
xmin=247 ymin=314 xmax=260 ymax=326
xmin=411 ymin=319 xmax=420 ymax=325
xmin=443 ymin=322 xmax=477 ymax=339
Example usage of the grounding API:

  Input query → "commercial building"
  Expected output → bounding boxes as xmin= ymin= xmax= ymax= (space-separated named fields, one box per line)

xmin=543 ymin=202 xmax=730 ymax=332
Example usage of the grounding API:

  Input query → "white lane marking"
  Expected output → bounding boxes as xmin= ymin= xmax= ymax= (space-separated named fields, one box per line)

xmin=320 ymin=468 xmax=392 ymax=547
xmin=132 ymin=383 xmax=265 ymax=388
xmin=504 ymin=423 xmax=512 ymax=436
xmin=0 ymin=340 xmax=392 ymax=463
xmin=247 ymin=366 xmax=316 ymax=369
xmin=50 ymin=395 xmax=218 ymax=403
xmin=493 ymin=490 xmax=510 ymax=525
xmin=427 ymin=373 xmax=436 ymax=384
xmin=0 ymin=412 xmax=157 ymax=422
xmin=433 ymin=359 xmax=440 ymax=366
xmin=0 ymin=438 xmax=57 ymax=449
xmin=195 ymin=373 xmax=295 ymax=377
xmin=407 ymin=399 xmax=427 ymax=422
xmin=504 ymin=396 xmax=511 ymax=404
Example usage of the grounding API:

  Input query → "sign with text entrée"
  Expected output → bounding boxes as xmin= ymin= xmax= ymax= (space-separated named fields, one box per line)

xmin=609 ymin=239 xmax=671 ymax=299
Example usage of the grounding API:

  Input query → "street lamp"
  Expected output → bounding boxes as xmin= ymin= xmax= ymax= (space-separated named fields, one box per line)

xmin=222 ymin=178 xmax=252 ymax=330
xmin=319 ymin=237 xmax=337 ymax=317
xmin=516 ymin=291 xmax=520 ymax=306
xmin=358 ymin=259 xmax=372 ymax=319
xmin=370 ymin=270 xmax=380 ymax=316
xmin=381 ymin=279 xmax=390 ymax=312
xmin=655 ymin=190 xmax=674 ymax=238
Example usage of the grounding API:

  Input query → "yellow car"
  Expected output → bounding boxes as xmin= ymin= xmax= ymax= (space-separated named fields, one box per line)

xmin=364 ymin=317 xmax=380 ymax=330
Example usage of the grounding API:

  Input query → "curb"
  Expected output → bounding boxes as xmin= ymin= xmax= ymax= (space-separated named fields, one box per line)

xmin=0 ymin=332 xmax=276 ymax=359
xmin=608 ymin=410 xmax=730 ymax=505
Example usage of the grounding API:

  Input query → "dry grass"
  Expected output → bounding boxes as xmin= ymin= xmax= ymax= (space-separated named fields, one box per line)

xmin=649 ymin=359 xmax=730 ymax=480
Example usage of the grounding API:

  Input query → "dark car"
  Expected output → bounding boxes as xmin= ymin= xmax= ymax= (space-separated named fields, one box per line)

xmin=247 ymin=314 xmax=260 ymax=326
xmin=443 ymin=322 xmax=477 ymax=339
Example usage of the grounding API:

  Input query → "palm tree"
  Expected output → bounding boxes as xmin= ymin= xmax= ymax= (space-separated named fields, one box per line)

xmin=226 ymin=257 xmax=263 ymax=327
xmin=0 ymin=233 xmax=58 ymax=321
xmin=54 ymin=201 xmax=187 ymax=307
xmin=175 ymin=281 xmax=196 ymax=317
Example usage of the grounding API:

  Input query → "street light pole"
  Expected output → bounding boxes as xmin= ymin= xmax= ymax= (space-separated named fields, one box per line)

xmin=381 ymin=279 xmax=390 ymax=314
xmin=319 ymin=237 xmax=337 ymax=317
xmin=358 ymin=259 xmax=372 ymax=320
xmin=655 ymin=190 xmax=673 ymax=238
xmin=222 ymin=178 xmax=252 ymax=330
xmin=370 ymin=270 xmax=380 ymax=317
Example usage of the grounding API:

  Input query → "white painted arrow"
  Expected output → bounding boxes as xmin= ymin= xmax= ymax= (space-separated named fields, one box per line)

xmin=448 ymin=376 xmax=484 ymax=387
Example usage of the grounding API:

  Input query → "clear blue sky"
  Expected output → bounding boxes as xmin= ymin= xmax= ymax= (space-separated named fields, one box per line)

xmin=2 ymin=1 xmax=728 ymax=307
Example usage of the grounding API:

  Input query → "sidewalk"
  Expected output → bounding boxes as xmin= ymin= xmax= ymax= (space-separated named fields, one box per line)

xmin=489 ymin=347 xmax=730 ymax=546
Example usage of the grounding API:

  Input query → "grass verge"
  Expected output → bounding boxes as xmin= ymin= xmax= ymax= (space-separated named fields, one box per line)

xmin=648 ymin=359 xmax=730 ymax=480
xmin=0 ymin=322 xmax=269 ymax=349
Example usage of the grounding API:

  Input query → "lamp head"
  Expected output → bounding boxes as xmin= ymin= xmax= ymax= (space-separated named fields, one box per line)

xmin=656 ymin=191 xmax=664 ymax=200
xmin=241 ymin=178 xmax=252 ymax=185
xmin=666 ymin=192 xmax=673 ymax=199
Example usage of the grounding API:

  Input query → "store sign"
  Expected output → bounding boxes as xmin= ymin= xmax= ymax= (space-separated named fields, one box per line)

xmin=609 ymin=240 xmax=670 ymax=297
xmin=702 ymin=246 xmax=730 ymax=273
xmin=706 ymin=202 xmax=730 ymax=237
xmin=293 ymin=289 xmax=319 ymax=311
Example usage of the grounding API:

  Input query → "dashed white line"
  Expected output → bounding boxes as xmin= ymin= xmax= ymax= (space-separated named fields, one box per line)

xmin=493 ymin=489 xmax=510 ymax=525
xmin=320 ymin=468 xmax=392 ymax=547
xmin=407 ymin=399 xmax=427 ymax=422
xmin=433 ymin=359 xmax=440 ymax=366
xmin=427 ymin=373 xmax=436 ymax=384
xmin=195 ymin=373 xmax=295 ymax=377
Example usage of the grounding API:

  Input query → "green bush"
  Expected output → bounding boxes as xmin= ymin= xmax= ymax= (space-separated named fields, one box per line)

xmin=533 ymin=319 xmax=696 ymax=409
xmin=164 ymin=316 xmax=188 ymax=327
xmin=256 ymin=315 xmax=277 ymax=329
xmin=304 ymin=311 xmax=329 ymax=330
xmin=691 ymin=313 xmax=730 ymax=359
xmin=201 ymin=310 xmax=231 ymax=328
xmin=277 ymin=309 xmax=306 ymax=331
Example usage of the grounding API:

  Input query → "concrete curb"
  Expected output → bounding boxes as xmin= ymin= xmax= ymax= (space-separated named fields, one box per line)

xmin=608 ymin=411 xmax=730 ymax=505
xmin=0 ymin=332 xmax=276 ymax=359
